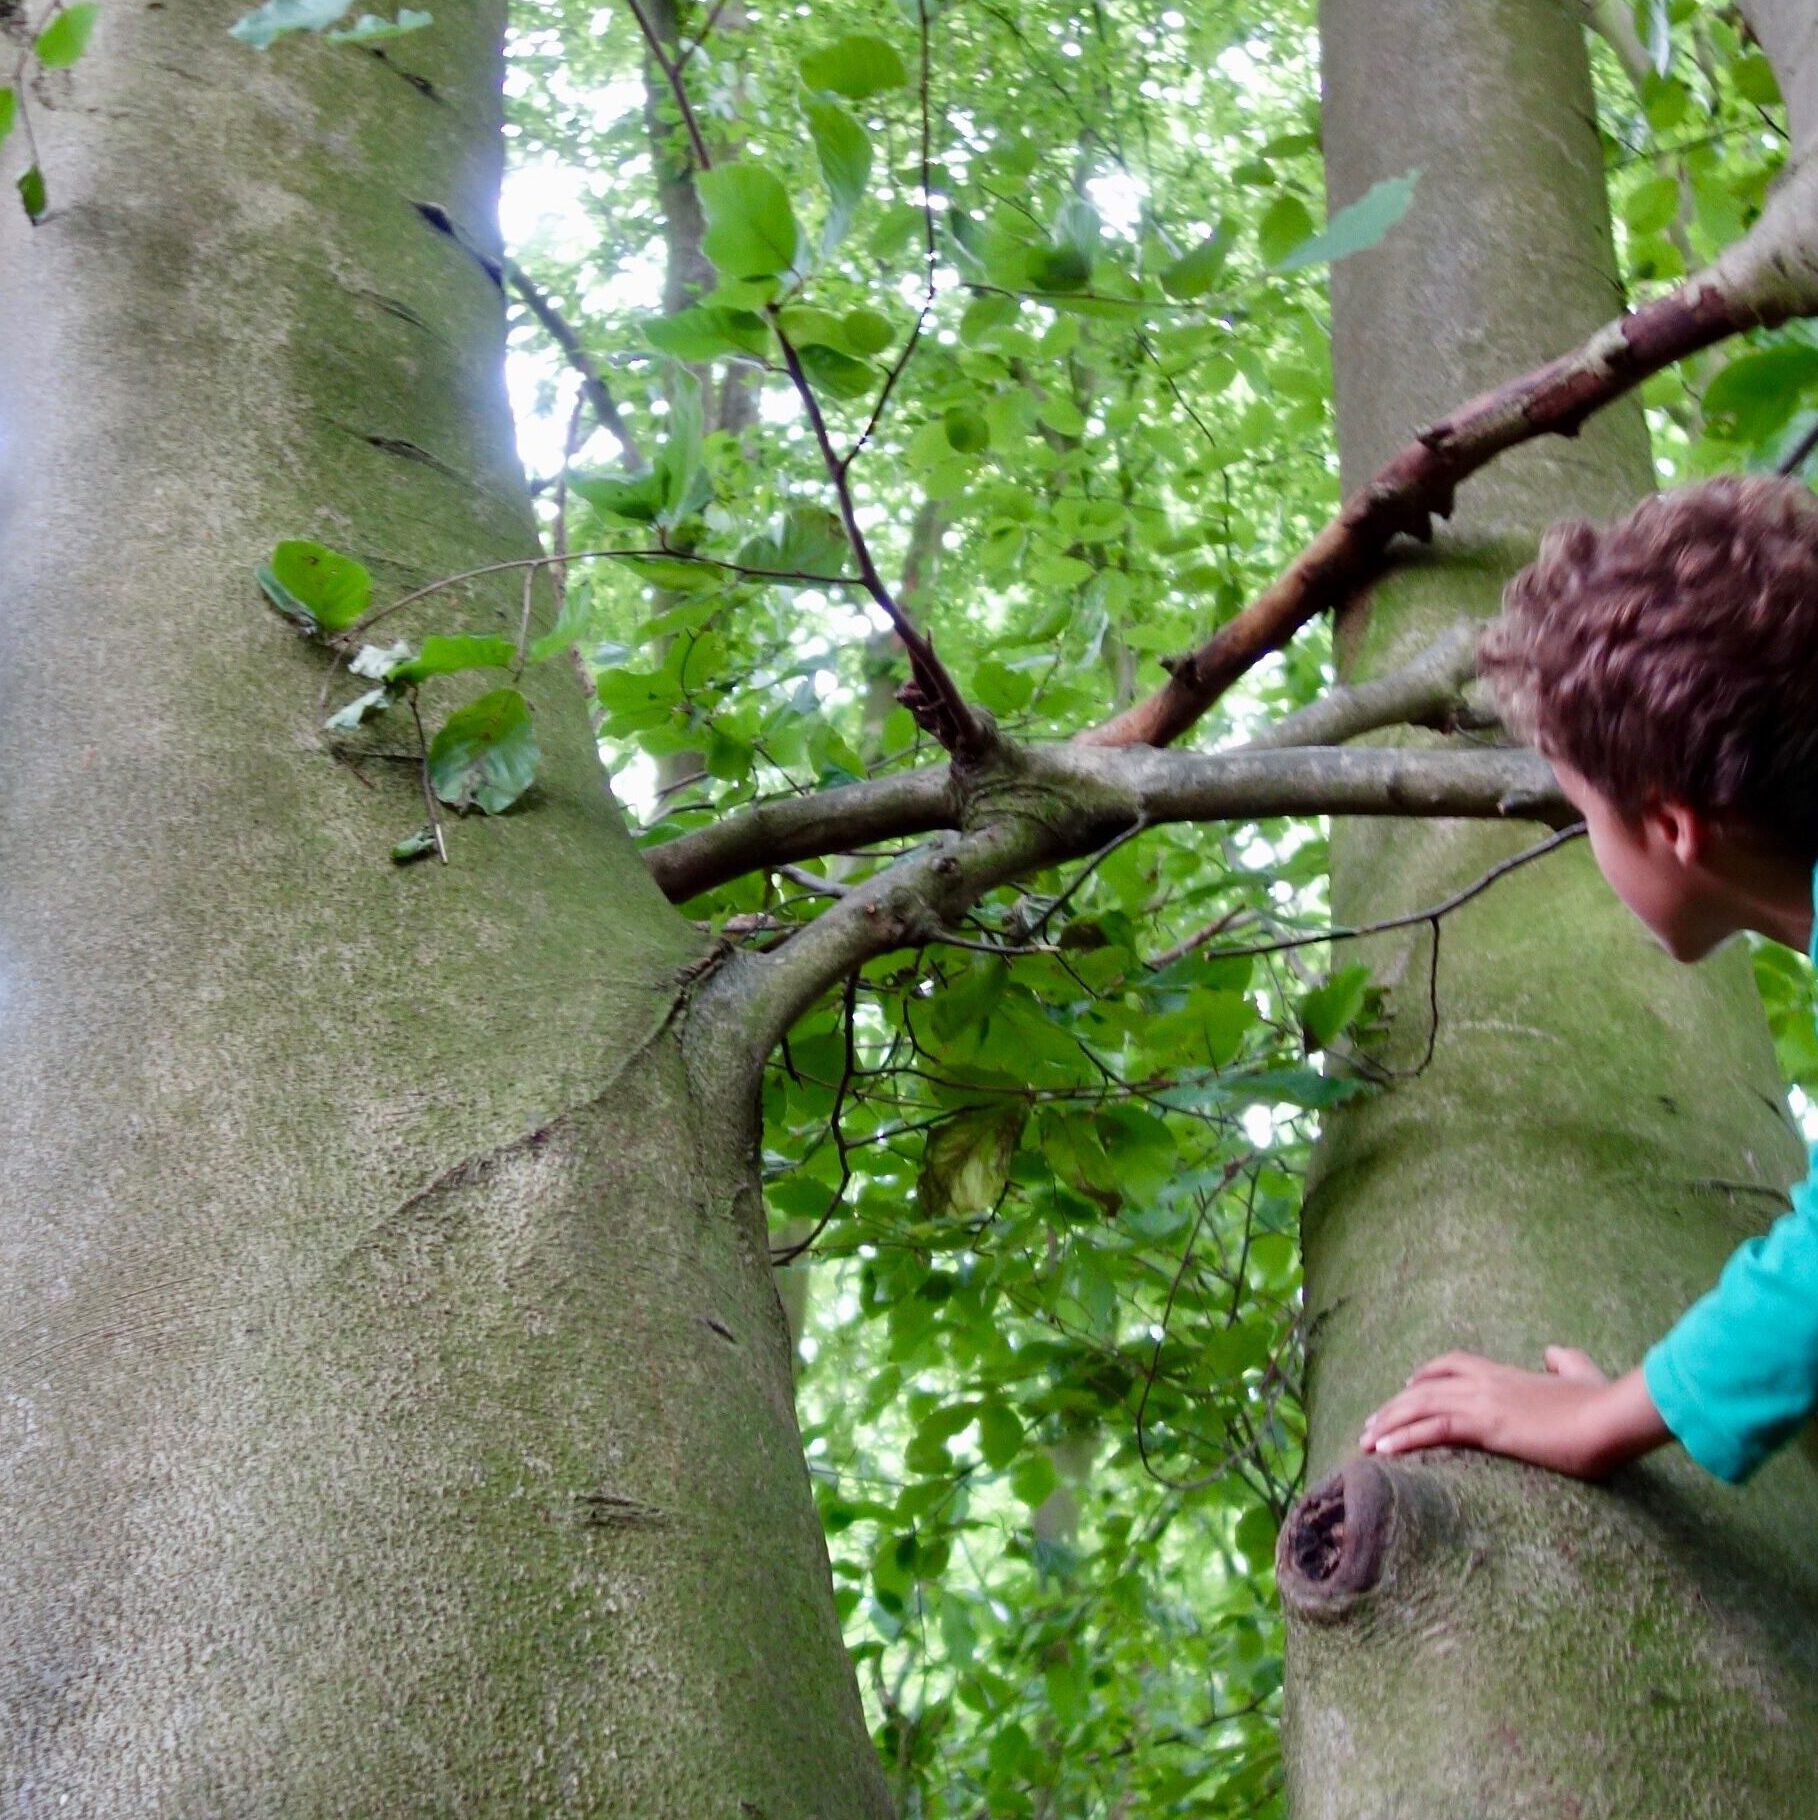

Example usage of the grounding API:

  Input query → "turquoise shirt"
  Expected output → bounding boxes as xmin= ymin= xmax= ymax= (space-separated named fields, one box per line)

xmin=1643 ymin=890 xmax=1818 ymax=1483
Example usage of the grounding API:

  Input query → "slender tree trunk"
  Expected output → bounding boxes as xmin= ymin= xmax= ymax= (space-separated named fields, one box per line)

xmin=0 ymin=7 xmax=886 ymax=1814
xmin=1279 ymin=2 xmax=1818 ymax=1813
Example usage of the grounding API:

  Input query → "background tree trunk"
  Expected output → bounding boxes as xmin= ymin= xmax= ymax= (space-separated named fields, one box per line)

xmin=1281 ymin=1 xmax=1818 ymax=1812
xmin=0 ymin=6 xmax=886 ymax=1814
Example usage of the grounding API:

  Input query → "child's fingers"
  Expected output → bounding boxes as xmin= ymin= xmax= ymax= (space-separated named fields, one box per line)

xmin=1362 ymin=1382 xmax=1469 ymax=1446
xmin=1370 ymin=1413 xmax=1464 ymax=1456
xmin=1406 ymin=1350 xmax=1490 ymax=1386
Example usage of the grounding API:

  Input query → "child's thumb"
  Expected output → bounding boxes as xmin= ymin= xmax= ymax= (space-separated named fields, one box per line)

xmin=1544 ymin=1345 xmax=1607 ymax=1384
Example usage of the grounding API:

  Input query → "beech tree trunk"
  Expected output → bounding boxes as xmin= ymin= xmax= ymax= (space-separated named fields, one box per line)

xmin=0 ymin=7 xmax=886 ymax=1814
xmin=1279 ymin=3 xmax=1818 ymax=1813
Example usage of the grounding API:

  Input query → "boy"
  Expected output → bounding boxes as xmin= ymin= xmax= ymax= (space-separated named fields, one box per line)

xmin=1360 ymin=473 xmax=1818 ymax=1485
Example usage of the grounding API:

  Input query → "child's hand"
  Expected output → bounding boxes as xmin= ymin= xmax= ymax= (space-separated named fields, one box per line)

xmin=1359 ymin=1347 xmax=1670 ymax=1480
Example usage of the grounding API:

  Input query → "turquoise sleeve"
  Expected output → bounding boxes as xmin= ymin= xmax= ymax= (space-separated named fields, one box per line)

xmin=1643 ymin=1148 xmax=1818 ymax=1484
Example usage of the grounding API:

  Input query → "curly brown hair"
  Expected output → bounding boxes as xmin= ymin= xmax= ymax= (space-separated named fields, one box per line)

xmin=1480 ymin=474 xmax=1818 ymax=857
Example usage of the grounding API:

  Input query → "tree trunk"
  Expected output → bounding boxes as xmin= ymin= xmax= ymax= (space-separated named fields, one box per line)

xmin=0 ymin=7 xmax=886 ymax=1814
xmin=1280 ymin=2 xmax=1818 ymax=1813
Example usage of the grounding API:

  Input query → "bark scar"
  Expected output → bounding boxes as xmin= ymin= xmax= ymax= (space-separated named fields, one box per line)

xmin=1277 ymin=1457 xmax=1393 ymax=1621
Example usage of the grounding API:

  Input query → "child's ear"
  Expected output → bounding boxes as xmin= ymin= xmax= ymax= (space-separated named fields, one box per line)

xmin=1648 ymin=799 xmax=1708 ymax=867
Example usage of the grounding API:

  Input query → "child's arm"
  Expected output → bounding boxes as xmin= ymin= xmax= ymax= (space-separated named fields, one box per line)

xmin=1637 ymin=1160 xmax=1818 ymax=1481
xmin=1364 ymin=1154 xmax=1818 ymax=1483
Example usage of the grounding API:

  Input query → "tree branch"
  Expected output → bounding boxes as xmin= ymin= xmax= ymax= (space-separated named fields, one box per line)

xmin=686 ymin=743 xmax=1568 ymax=1073
xmin=1077 ymin=151 xmax=1818 ymax=750
xmin=1240 ymin=621 xmax=1482 ymax=752
xmin=624 ymin=0 xmax=712 ymax=171
xmin=646 ymin=767 xmax=957 ymax=902
xmin=771 ymin=317 xmax=989 ymax=759
xmin=503 ymin=257 xmax=647 ymax=471
xmin=645 ymin=742 xmax=1567 ymax=903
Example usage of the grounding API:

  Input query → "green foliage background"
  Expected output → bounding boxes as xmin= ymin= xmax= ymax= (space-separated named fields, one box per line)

xmin=485 ymin=2 xmax=1802 ymax=1812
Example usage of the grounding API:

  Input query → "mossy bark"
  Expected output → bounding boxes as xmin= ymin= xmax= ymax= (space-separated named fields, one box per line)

xmin=1282 ymin=1 xmax=1818 ymax=1813
xmin=0 ymin=6 xmax=886 ymax=1814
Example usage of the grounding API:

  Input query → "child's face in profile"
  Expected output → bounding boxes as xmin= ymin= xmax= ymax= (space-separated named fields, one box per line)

xmin=1550 ymin=759 xmax=1754 ymax=962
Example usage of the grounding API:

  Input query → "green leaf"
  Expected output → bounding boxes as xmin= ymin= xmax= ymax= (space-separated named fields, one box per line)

xmin=842 ymin=307 xmax=894 ymax=356
xmin=1010 ymin=1452 xmax=1058 ymax=1509
xmin=799 ymin=33 xmax=908 ymax=100
xmin=1274 ymin=170 xmax=1419 ymax=273
xmin=385 ymin=634 xmax=517 ymax=685
xmin=426 ymin=688 xmax=539 ymax=816
xmin=259 ymin=540 xmax=372 ymax=634
xmin=797 ymin=342 xmax=876 ymax=399
xmin=571 ymin=471 xmax=664 ymax=524
xmin=1623 ymin=175 xmax=1680 ymax=236
xmin=34 ymin=4 xmax=98 ymax=67
xmin=776 ymin=304 xmax=858 ymax=351
xmin=230 ymin=0 xmax=354 ymax=47
xmin=325 ymin=8 xmax=433 ymax=42
xmin=805 ymin=93 xmax=872 ymax=253
xmin=1732 ymin=52 xmax=1781 ymax=108
xmin=614 ymin=554 xmax=723 ymax=593
xmin=1301 ymin=964 xmax=1372 ymax=1049
xmin=0 ymin=89 xmax=16 ymax=145
xmin=1256 ymin=194 xmax=1314 ymax=267
xmin=642 ymin=306 xmax=770 ymax=363
xmin=1702 ymin=345 xmax=1818 ymax=444
xmin=698 ymin=161 xmax=803 ymax=285
xmin=736 ymin=506 xmax=849 ymax=579
xmin=16 ymin=164 xmax=46 ymax=224
xmin=654 ymin=368 xmax=708 ymax=524
xmin=1160 ymin=218 xmax=1237 ymax=299
xmin=943 ymin=406 xmax=991 ymax=453
xmin=918 ymin=1107 xmax=1026 ymax=1217
xmin=976 ymin=1402 xmax=1024 ymax=1470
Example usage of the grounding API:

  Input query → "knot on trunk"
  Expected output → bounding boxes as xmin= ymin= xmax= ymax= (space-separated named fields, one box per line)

xmin=1276 ymin=1458 xmax=1394 ymax=1621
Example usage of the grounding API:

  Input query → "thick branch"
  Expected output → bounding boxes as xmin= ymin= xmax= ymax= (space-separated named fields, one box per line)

xmin=688 ymin=743 xmax=1566 ymax=1068
xmin=646 ymin=742 xmax=1566 ymax=903
xmin=1241 ymin=622 xmax=1481 ymax=752
xmin=645 ymin=767 xmax=956 ymax=902
xmin=1078 ymin=152 xmax=1818 ymax=751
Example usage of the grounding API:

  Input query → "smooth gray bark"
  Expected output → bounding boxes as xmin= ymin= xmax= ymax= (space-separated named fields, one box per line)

xmin=0 ymin=6 xmax=886 ymax=1814
xmin=1281 ymin=2 xmax=1818 ymax=1814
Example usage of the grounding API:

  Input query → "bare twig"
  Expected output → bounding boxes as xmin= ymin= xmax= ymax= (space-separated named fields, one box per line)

xmin=407 ymin=693 xmax=449 ymax=866
xmin=504 ymin=258 xmax=647 ymax=472
xmin=672 ymin=0 xmax=735 ymax=71
xmin=771 ymin=971 xmax=861 ymax=1264
xmin=1203 ymin=823 xmax=1586 ymax=963
xmin=1780 ymin=416 xmax=1818 ymax=477
xmin=1149 ymin=906 xmax=1257 ymax=971
xmin=347 ymin=547 xmax=862 ymax=641
xmin=624 ymin=0 xmax=713 ymax=171
xmin=771 ymin=320 xmax=989 ymax=758
xmin=843 ymin=0 xmax=940 ymax=473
